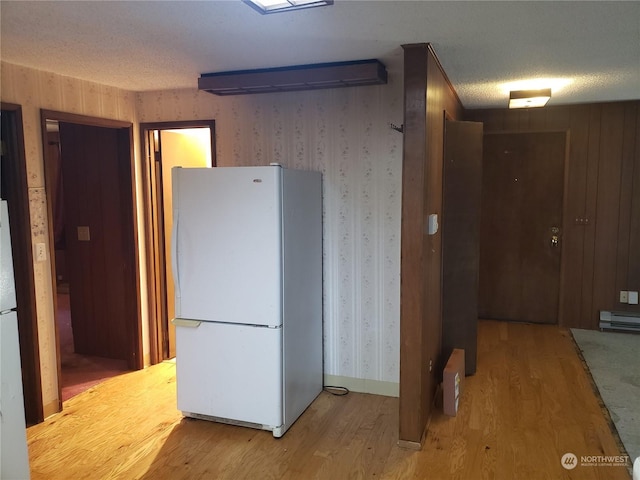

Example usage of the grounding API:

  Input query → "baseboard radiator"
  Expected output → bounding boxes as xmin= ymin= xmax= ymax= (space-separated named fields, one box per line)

xmin=599 ymin=311 xmax=640 ymax=332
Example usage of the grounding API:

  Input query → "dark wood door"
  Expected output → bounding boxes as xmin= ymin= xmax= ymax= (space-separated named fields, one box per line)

xmin=479 ymin=132 xmax=566 ymax=324
xmin=58 ymin=122 xmax=137 ymax=364
xmin=442 ymin=119 xmax=483 ymax=375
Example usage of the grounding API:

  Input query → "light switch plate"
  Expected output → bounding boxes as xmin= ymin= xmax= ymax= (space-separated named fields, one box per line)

xmin=629 ymin=291 xmax=639 ymax=305
xmin=620 ymin=291 xmax=629 ymax=303
xmin=77 ymin=226 xmax=91 ymax=241
xmin=428 ymin=214 xmax=438 ymax=235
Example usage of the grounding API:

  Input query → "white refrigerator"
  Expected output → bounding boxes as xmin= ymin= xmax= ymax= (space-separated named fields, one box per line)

xmin=171 ymin=165 xmax=323 ymax=438
xmin=1 ymin=200 xmax=31 ymax=479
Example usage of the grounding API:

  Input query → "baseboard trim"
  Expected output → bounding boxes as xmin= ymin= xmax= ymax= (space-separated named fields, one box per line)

xmin=397 ymin=439 xmax=422 ymax=450
xmin=43 ymin=399 xmax=59 ymax=419
xmin=323 ymin=374 xmax=399 ymax=397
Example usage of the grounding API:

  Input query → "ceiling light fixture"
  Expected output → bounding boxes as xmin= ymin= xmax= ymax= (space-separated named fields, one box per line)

xmin=243 ymin=0 xmax=333 ymax=14
xmin=508 ymin=88 xmax=552 ymax=109
xmin=502 ymin=78 xmax=572 ymax=95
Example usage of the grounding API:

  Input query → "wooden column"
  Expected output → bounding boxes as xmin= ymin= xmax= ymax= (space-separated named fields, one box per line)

xmin=399 ymin=44 xmax=463 ymax=446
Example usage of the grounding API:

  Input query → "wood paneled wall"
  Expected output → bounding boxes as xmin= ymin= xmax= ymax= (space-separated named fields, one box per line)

xmin=399 ymin=44 xmax=462 ymax=446
xmin=466 ymin=101 xmax=640 ymax=329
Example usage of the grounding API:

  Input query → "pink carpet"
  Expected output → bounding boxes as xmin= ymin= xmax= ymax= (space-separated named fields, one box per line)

xmin=57 ymin=292 xmax=129 ymax=402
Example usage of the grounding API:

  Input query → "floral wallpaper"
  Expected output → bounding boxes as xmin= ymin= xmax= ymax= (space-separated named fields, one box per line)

xmin=137 ymin=79 xmax=403 ymax=385
xmin=1 ymin=60 xmax=403 ymax=413
xmin=0 ymin=61 xmax=138 ymax=414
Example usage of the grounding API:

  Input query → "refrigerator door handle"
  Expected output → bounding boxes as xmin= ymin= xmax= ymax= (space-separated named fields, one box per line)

xmin=171 ymin=210 xmax=181 ymax=303
xmin=171 ymin=318 xmax=201 ymax=328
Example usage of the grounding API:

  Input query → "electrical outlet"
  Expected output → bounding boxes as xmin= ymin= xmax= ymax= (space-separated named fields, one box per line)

xmin=620 ymin=291 xmax=629 ymax=303
xmin=629 ymin=291 xmax=639 ymax=305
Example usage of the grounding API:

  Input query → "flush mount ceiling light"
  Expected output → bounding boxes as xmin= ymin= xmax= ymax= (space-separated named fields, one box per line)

xmin=243 ymin=0 xmax=333 ymax=14
xmin=509 ymin=89 xmax=552 ymax=109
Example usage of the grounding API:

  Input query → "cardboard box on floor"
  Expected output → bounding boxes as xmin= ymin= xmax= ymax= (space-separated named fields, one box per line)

xmin=443 ymin=348 xmax=465 ymax=416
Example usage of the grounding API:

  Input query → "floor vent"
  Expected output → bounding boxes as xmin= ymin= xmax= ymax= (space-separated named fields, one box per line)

xmin=599 ymin=311 xmax=640 ymax=332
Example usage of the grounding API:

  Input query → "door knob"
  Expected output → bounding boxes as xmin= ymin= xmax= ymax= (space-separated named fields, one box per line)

xmin=551 ymin=226 xmax=560 ymax=247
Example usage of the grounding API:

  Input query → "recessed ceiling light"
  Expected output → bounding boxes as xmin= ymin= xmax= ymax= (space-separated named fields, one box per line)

xmin=509 ymin=89 xmax=552 ymax=109
xmin=243 ymin=0 xmax=333 ymax=14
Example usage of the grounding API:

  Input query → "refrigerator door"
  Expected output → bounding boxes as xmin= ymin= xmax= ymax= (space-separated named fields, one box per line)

xmin=172 ymin=167 xmax=283 ymax=327
xmin=175 ymin=321 xmax=283 ymax=428
xmin=0 ymin=201 xmax=17 ymax=312
xmin=0 ymin=310 xmax=31 ymax=480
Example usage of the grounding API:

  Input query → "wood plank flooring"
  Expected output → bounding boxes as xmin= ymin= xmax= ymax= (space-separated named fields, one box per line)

xmin=27 ymin=321 xmax=632 ymax=479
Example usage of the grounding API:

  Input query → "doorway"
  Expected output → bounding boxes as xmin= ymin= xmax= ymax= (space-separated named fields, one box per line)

xmin=478 ymin=131 xmax=567 ymax=324
xmin=41 ymin=110 xmax=141 ymax=406
xmin=1 ymin=103 xmax=43 ymax=424
xmin=140 ymin=120 xmax=216 ymax=363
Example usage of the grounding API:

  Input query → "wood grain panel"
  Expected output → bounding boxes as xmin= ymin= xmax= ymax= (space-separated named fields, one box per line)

xmin=580 ymin=105 xmax=602 ymax=329
xmin=591 ymin=104 xmax=625 ymax=325
xmin=479 ymin=132 xmax=565 ymax=324
xmin=560 ymin=106 xmax=590 ymax=329
xmin=424 ymin=50 xmax=443 ymax=424
xmin=467 ymin=100 xmax=640 ymax=329
xmin=442 ymin=120 xmax=482 ymax=375
xmin=58 ymin=122 xmax=137 ymax=363
xmin=615 ymin=104 xmax=637 ymax=305
xmin=400 ymin=44 xmax=462 ymax=445
xmin=629 ymin=107 xmax=640 ymax=293
xmin=400 ymin=44 xmax=429 ymax=444
xmin=117 ymin=127 xmax=141 ymax=368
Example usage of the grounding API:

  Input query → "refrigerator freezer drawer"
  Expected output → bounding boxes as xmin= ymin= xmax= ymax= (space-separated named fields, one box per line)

xmin=175 ymin=321 xmax=283 ymax=429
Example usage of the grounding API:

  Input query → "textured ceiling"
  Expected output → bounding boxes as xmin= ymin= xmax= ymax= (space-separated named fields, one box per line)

xmin=1 ymin=1 xmax=639 ymax=108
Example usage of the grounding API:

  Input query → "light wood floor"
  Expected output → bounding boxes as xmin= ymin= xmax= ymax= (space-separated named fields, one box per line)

xmin=27 ymin=321 xmax=631 ymax=479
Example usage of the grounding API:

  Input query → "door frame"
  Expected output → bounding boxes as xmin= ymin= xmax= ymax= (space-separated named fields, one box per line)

xmin=1 ymin=102 xmax=44 ymax=425
xmin=480 ymin=129 xmax=571 ymax=325
xmin=40 ymin=110 xmax=142 ymax=408
xmin=139 ymin=120 xmax=216 ymax=364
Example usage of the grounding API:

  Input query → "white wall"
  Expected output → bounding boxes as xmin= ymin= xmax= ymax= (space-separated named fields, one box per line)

xmin=137 ymin=80 xmax=403 ymax=394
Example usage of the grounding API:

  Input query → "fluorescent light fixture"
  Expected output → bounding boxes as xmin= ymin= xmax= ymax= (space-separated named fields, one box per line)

xmin=509 ymin=89 xmax=552 ymax=109
xmin=243 ymin=0 xmax=333 ymax=14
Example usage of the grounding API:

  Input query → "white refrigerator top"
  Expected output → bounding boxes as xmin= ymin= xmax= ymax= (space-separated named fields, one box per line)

xmin=172 ymin=166 xmax=284 ymax=327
